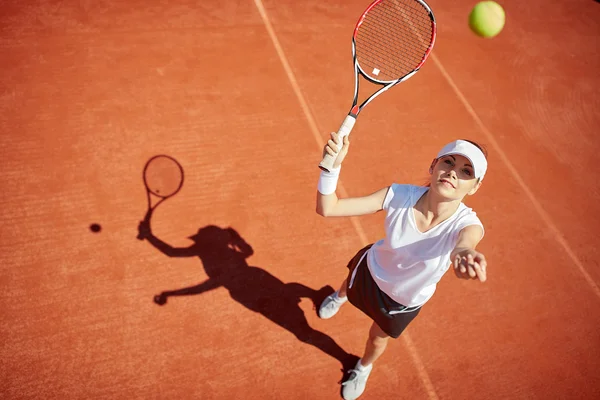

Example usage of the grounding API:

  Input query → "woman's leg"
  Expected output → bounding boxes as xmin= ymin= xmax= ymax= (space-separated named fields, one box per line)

xmin=342 ymin=322 xmax=388 ymax=400
xmin=338 ymin=277 xmax=349 ymax=298
xmin=360 ymin=321 xmax=390 ymax=366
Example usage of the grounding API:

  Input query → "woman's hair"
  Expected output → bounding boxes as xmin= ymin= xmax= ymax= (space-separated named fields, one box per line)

xmin=422 ymin=139 xmax=487 ymax=187
xmin=462 ymin=139 xmax=488 ymax=160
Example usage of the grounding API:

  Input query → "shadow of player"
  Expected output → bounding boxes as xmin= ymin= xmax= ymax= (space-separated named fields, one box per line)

xmin=138 ymin=221 xmax=358 ymax=373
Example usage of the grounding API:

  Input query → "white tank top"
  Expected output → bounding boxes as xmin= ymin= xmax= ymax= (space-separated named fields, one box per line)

xmin=366 ymin=184 xmax=484 ymax=307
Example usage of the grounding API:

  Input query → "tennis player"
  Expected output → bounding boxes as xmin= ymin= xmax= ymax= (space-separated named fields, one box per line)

xmin=316 ymin=133 xmax=489 ymax=400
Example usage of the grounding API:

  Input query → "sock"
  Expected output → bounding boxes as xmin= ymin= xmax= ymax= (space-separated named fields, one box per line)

xmin=332 ymin=290 xmax=348 ymax=303
xmin=356 ymin=359 xmax=372 ymax=372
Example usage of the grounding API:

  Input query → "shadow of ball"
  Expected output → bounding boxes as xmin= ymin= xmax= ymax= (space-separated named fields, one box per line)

xmin=90 ymin=223 xmax=102 ymax=233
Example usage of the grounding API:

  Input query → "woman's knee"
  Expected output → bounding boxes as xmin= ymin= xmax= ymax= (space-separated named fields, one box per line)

xmin=368 ymin=322 xmax=390 ymax=346
xmin=369 ymin=335 xmax=389 ymax=348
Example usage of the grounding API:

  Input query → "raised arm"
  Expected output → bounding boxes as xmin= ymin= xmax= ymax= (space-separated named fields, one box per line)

xmin=316 ymin=132 xmax=389 ymax=217
xmin=138 ymin=219 xmax=197 ymax=258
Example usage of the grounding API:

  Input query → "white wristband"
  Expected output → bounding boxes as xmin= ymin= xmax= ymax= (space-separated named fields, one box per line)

xmin=317 ymin=166 xmax=341 ymax=195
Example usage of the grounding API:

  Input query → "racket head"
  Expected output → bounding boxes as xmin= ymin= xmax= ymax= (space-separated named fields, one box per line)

xmin=353 ymin=0 xmax=436 ymax=84
xmin=142 ymin=155 xmax=184 ymax=199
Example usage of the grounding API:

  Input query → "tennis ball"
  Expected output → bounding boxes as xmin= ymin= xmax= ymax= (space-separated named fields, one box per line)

xmin=468 ymin=1 xmax=505 ymax=38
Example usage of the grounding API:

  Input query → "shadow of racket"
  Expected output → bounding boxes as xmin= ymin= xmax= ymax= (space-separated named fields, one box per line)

xmin=137 ymin=155 xmax=184 ymax=240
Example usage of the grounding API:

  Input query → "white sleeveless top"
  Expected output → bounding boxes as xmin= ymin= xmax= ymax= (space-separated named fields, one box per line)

xmin=366 ymin=184 xmax=484 ymax=308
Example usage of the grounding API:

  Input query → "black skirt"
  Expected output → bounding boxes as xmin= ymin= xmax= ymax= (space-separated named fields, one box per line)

xmin=345 ymin=244 xmax=422 ymax=338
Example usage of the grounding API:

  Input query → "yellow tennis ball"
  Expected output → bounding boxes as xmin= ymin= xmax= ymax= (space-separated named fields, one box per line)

xmin=468 ymin=1 xmax=505 ymax=38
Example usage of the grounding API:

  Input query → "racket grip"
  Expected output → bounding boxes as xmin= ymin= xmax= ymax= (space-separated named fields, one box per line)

xmin=137 ymin=209 xmax=153 ymax=240
xmin=137 ymin=222 xmax=148 ymax=240
xmin=318 ymin=115 xmax=356 ymax=172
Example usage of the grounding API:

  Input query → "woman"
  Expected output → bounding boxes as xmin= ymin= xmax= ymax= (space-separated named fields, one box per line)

xmin=316 ymin=133 xmax=489 ymax=400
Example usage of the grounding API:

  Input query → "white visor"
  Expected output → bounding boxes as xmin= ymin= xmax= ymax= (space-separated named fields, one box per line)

xmin=436 ymin=140 xmax=487 ymax=181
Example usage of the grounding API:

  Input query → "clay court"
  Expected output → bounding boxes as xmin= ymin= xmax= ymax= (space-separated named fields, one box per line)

xmin=1 ymin=0 xmax=599 ymax=399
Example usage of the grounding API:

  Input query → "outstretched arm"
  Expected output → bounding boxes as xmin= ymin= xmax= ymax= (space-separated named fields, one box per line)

xmin=154 ymin=278 xmax=222 ymax=305
xmin=316 ymin=132 xmax=389 ymax=217
xmin=451 ymin=225 xmax=487 ymax=282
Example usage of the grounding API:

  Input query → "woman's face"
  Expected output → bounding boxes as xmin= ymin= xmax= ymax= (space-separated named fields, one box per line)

xmin=430 ymin=154 xmax=481 ymax=199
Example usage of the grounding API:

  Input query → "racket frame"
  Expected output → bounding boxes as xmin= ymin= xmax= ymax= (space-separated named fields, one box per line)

xmin=318 ymin=0 xmax=437 ymax=172
xmin=137 ymin=154 xmax=184 ymax=240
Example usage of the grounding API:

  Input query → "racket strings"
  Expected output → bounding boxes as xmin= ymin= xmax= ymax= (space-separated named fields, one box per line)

xmin=359 ymin=28 xmax=427 ymax=73
xmin=361 ymin=12 xmax=432 ymax=54
xmin=358 ymin=7 xmax=432 ymax=70
xmin=144 ymin=156 xmax=184 ymax=198
xmin=355 ymin=0 xmax=434 ymax=82
xmin=364 ymin=4 xmax=433 ymax=35
xmin=359 ymin=7 xmax=432 ymax=62
xmin=357 ymin=34 xmax=424 ymax=80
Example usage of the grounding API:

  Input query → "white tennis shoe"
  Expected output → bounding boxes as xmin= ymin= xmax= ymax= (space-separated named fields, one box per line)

xmin=318 ymin=293 xmax=346 ymax=319
xmin=342 ymin=361 xmax=373 ymax=400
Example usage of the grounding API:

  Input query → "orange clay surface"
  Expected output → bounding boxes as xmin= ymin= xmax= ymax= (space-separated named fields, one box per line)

xmin=1 ymin=0 xmax=599 ymax=399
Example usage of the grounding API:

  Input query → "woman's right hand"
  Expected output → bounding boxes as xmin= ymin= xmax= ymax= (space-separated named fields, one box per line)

xmin=323 ymin=132 xmax=350 ymax=169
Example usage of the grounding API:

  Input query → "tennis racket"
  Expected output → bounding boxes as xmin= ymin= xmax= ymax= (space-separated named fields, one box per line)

xmin=318 ymin=0 xmax=437 ymax=172
xmin=136 ymin=155 xmax=184 ymax=240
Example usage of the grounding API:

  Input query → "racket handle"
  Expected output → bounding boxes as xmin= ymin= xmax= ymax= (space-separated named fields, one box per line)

xmin=318 ymin=115 xmax=356 ymax=172
xmin=137 ymin=221 xmax=148 ymax=240
xmin=137 ymin=208 xmax=153 ymax=240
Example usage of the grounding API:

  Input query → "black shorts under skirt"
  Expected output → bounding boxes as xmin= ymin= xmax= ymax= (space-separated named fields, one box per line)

xmin=345 ymin=244 xmax=422 ymax=339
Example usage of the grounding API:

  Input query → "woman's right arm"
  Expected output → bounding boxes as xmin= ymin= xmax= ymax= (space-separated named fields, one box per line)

xmin=315 ymin=132 xmax=389 ymax=217
xmin=316 ymin=186 xmax=389 ymax=217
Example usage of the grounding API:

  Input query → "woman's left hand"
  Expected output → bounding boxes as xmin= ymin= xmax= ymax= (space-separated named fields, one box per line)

xmin=453 ymin=249 xmax=487 ymax=282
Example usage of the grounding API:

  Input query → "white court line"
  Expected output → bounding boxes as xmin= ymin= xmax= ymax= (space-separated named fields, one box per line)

xmin=252 ymin=1 xmax=439 ymax=399
xmin=429 ymin=53 xmax=600 ymax=300
xmin=251 ymin=0 xmax=370 ymax=246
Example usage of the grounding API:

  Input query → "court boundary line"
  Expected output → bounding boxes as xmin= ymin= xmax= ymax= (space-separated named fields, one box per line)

xmin=252 ymin=1 xmax=440 ymax=399
xmin=429 ymin=53 xmax=600 ymax=300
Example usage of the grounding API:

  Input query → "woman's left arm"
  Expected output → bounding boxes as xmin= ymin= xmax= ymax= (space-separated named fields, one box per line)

xmin=450 ymin=225 xmax=487 ymax=282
